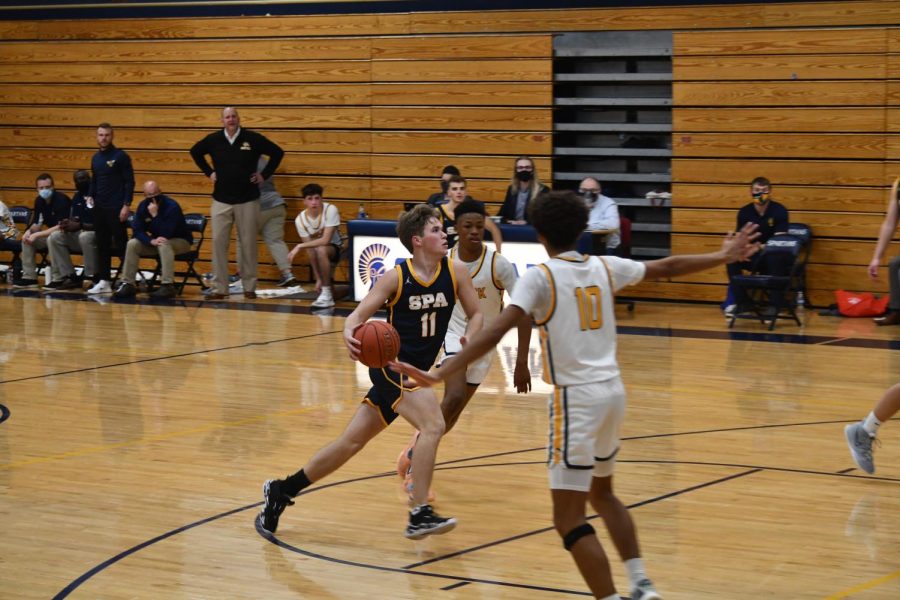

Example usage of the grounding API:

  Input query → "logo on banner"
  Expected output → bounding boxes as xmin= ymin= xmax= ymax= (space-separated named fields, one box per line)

xmin=358 ymin=243 xmax=391 ymax=290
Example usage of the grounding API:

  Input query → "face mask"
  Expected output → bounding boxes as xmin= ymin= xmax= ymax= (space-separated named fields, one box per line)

xmin=752 ymin=191 xmax=770 ymax=204
xmin=581 ymin=191 xmax=599 ymax=204
xmin=440 ymin=180 xmax=450 ymax=194
xmin=75 ymin=180 xmax=90 ymax=194
xmin=38 ymin=188 xmax=53 ymax=200
xmin=146 ymin=195 xmax=160 ymax=204
xmin=515 ymin=170 xmax=533 ymax=183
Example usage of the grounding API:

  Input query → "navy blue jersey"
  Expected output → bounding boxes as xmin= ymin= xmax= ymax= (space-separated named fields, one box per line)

xmin=387 ymin=257 xmax=458 ymax=371
xmin=438 ymin=204 xmax=458 ymax=249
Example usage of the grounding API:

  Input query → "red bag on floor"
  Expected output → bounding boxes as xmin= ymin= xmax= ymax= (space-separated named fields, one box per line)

xmin=835 ymin=290 xmax=889 ymax=317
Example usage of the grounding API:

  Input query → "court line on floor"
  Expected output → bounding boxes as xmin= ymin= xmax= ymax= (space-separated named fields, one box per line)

xmin=824 ymin=570 xmax=900 ymax=599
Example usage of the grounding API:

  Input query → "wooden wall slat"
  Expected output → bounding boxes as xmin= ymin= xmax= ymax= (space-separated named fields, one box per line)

xmin=0 ymin=127 xmax=372 ymax=153
xmin=369 ymin=154 xmax=550 ymax=179
xmin=673 ymin=133 xmax=886 ymax=159
xmin=674 ymin=81 xmax=885 ymax=107
xmin=370 ymin=83 xmax=552 ymax=107
xmin=0 ymin=106 xmax=372 ymax=129
xmin=371 ymin=59 xmax=552 ymax=82
xmin=674 ymin=108 xmax=886 ymax=132
xmin=0 ymin=38 xmax=372 ymax=62
xmin=0 ymin=62 xmax=372 ymax=84
xmin=673 ymin=55 xmax=887 ymax=81
xmin=370 ymin=35 xmax=552 ymax=59
xmin=371 ymin=107 xmax=551 ymax=131
xmin=674 ymin=28 xmax=887 ymax=56
xmin=371 ymin=132 xmax=551 ymax=155
xmin=672 ymin=208 xmax=886 ymax=238
xmin=673 ymin=159 xmax=886 ymax=186
xmin=367 ymin=178 xmax=509 ymax=203
xmin=671 ymin=183 xmax=890 ymax=213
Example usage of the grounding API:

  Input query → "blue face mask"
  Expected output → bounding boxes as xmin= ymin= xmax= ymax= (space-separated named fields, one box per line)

xmin=38 ymin=188 xmax=53 ymax=200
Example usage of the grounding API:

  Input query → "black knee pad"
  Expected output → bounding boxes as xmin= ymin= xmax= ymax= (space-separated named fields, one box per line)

xmin=562 ymin=523 xmax=596 ymax=551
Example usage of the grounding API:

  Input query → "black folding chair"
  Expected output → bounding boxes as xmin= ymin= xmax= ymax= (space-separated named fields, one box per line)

xmin=787 ymin=222 xmax=812 ymax=306
xmin=147 ymin=213 xmax=209 ymax=294
xmin=728 ymin=234 xmax=805 ymax=330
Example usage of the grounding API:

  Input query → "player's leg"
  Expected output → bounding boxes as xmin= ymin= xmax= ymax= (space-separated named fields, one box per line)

xmin=257 ymin=403 xmax=385 ymax=534
xmin=440 ymin=369 xmax=473 ymax=433
xmin=551 ymin=488 xmax=617 ymax=599
xmin=846 ymin=382 xmax=900 ymax=474
xmin=395 ymin=387 xmax=445 ymax=506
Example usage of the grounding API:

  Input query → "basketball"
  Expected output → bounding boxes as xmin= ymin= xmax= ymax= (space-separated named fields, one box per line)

xmin=354 ymin=320 xmax=401 ymax=368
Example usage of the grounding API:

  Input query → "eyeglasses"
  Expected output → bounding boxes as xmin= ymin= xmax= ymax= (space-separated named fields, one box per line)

xmin=578 ymin=189 xmax=599 ymax=194
xmin=516 ymin=166 xmax=534 ymax=171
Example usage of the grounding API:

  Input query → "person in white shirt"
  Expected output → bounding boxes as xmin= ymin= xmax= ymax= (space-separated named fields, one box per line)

xmin=392 ymin=190 xmax=761 ymax=600
xmin=580 ymin=177 xmax=620 ymax=253
xmin=288 ymin=183 xmax=342 ymax=308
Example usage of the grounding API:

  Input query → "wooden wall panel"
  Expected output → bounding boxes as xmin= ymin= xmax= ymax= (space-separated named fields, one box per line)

xmin=371 ymin=132 xmax=551 ymax=155
xmin=370 ymin=35 xmax=552 ymax=59
xmin=674 ymin=133 xmax=886 ymax=159
xmin=370 ymin=83 xmax=552 ymax=107
xmin=674 ymin=108 xmax=886 ymax=132
xmin=371 ymin=107 xmax=551 ymax=131
xmin=673 ymin=159 xmax=886 ymax=186
xmin=673 ymin=55 xmax=887 ymax=81
xmin=674 ymin=28 xmax=887 ymax=56
xmin=674 ymin=81 xmax=886 ymax=107
xmin=371 ymin=59 xmax=551 ymax=82
xmin=672 ymin=208 xmax=885 ymax=238
xmin=671 ymin=183 xmax=889 ymax=213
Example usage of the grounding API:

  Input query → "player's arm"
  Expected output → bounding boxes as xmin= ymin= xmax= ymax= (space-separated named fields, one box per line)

xmin=484 ymin=218 xmax=503 ymax=253
xmin=513 ymin=313 xmax=532 ymax=393
xmin=396 ymin=305 xmax=525 ymax=386
xmin=343 ymin=268 xmax=399 ymax=360
xmin=294 ymin=225 xmax=336 ymax=250
xmin=454 ymin=260 xmax=483 ymax=342
xmin=643 ymin=222 xmax=760 ymax=280
xmin=869 ymin=181 xmax=900 ymax=279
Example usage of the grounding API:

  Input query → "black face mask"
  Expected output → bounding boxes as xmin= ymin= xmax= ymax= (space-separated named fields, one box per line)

xmin=75 ymin=180 xmax=91 ymax=194
xmin=581 ymin=191 xmax=599 ymax=204
xmin=146 ymin=195 xmax=161 ymax=204
xmin=440 ymin=180 xmax=450 ymax=194
xmin=515 ymin=170 xmax=534 ymax=183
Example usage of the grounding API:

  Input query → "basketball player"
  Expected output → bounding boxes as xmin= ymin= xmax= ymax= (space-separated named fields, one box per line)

xmin=257 ymin=204 xmax=483 ymax=540
xmin=397 ymin=200 xmax=531 ymax=495
xmin=392 ymin=191 xmax=761 ymax=600
xmin=845 ymin=383 xmax=900 ymax=474
xmin=437 ymin=175 xmax=503 ymax=252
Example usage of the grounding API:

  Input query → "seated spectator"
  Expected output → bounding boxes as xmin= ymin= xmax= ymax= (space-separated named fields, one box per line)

xmin=12 ymin=173 xmax=71 ymax=289
xmin=724 ymin=176 xmax=789 ymax=314
xmin=426 ymin=165 xmax=469 ymax=207
xmin=0 ymin=193 xmax=20 ymax=279
xmin=437 ymin=175 xmax=503 ymax=252
xmin=580 ymin=177 xmax=620 ymax=254
xmin=497 ymin=156 xmax=550 ymax=225
xmin=235 ymin=157 xmax=298 ymax=288
xmin=288 ymin=183 xmax=342 ymax=308
xmin=44 ymin=169 xmax=97 ymax=290
xmin=113 ymin=180 xmax=192 ymax=300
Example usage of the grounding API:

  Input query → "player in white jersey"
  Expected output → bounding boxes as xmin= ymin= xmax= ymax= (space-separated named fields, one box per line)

xmin=392 ymin=190 xmax=760 ymax=600
xmin=396 ymin=200 xmax=531 ymax=497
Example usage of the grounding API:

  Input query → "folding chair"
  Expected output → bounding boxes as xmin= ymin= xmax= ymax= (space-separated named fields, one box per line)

xmin=728 ymin=234 xmax=804 ymax=330
xmin=147 ymin=213 xmax=209 ymax=294
xmin=787 ymin=222 xmax=812 ymax=306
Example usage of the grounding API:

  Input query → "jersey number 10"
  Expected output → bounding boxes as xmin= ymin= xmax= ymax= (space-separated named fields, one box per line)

xmin=575 ymin=286 xmax=603 ymax=331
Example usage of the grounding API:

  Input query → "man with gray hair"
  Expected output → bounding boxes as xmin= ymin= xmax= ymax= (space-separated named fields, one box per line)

xmin=579 ymin=177 xmax=620 ymax=254
xmin=190 ymin=107 xmax=284 ymax=300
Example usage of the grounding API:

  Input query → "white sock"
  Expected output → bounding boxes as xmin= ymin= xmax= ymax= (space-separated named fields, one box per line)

xmin=625 ymin=557 xmax=647 ymax=587
xmin=322 ymin=286 xmax=332 ymax=295
xmin=863 ymin=411 xmax=882 ymax=436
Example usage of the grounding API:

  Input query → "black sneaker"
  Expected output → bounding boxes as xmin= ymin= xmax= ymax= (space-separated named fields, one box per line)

xmin=404 ymin=504 xmax=457 ymax=540
xmin=113 ymin=282 xmax=137 ymax=298
xmin=12 ymin=278 xmax=38 ymax=289
xmin=149 ymin=283 xmax=177 ymax=299
xmin=277 ymin=274 xmax=299 ymax=288
xmin=257 ymin=479 xmax=294 ymax=534
xmin=42 ymin=279 xmax=67 ymax=290
xmin=57 ymin=275 xmax=82 ymax=290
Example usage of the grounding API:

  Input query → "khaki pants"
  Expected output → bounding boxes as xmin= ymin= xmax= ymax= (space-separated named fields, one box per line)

xmin=236 ymin=204 xmax=291 ymax=274
xmin=21 ymin=235 xmax=58 ymax=281
xmin=211 ymin=199 xmax=259 ymax=294
xmin=48 ymin=229 xmax=98 ymax=279
xmin=121 ymin=237 xmax=192 ymax=285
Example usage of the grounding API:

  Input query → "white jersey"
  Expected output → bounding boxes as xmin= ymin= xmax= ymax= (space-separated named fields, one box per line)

xmin=447 ymin=244 xmax=517 ymax=337
xmin=511 ymin=251 xmax=645 ymax=386
xmin=294 ymin=202 xmax=342 ymax=247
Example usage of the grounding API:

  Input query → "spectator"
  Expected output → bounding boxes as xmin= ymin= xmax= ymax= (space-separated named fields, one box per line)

xmin=190 ymin=107 xmax=284 ymax=300
xmin=425 ymin=165 xmax=462 ymax=207
xmin=580 ymin=177 xmax=620 ymax=253
xmin=497 ymin=156 xmax=550 ymax=225
xmin=288 ymin=183 xmax=342 ymax=308
xmin=436 ymin=175 xmax=502 ymax=252
xmin=85 ymin=122 xmax=135 ymax=295
xmin=723 ymin=176 xmax=789 ymax=314
xmin=44 ymin=169 xmax=97 ymax=290
xmin=0 ymin=193 xmax=20 ymax=279
xmin=113 ymin=181 xmax=192 ymax=300
xmin=12 ymin=173 xmax=71 ymax=289
xmin=869 ymin=181 xmax=900 ymax=326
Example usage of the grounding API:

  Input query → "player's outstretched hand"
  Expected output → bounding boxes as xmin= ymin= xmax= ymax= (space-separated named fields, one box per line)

xmin=722 ymin=222 xmax=761 ymax=263
xmin=343 ymin=324 xmax=363 ymax=361
xmin=389 ymin=361 xmax=441 ymax=387
xmin=513 ymin=361 xmax=531 ymax=394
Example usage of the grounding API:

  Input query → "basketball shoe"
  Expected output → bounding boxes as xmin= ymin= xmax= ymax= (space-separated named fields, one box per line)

xmin=630 ymin=578 xmax=662 ymax=600
xmin=404 ymin=504 xmax=456 ymax=540
xmin=845 ymin=422 xmax=878 ymax=474
xmin=257 ymin=478 xmax=295 ymax=534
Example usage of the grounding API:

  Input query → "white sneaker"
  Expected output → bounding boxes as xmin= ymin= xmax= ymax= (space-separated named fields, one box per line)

xmin=311 ymin=288 xmax=334 ymax=308
xmin=228 ymin=279 xmax=244 ymax=294
xmin=723 ymin=304 xmax=737 ymax=316
xmin=87 ymin=280 xmax=113 ymax=295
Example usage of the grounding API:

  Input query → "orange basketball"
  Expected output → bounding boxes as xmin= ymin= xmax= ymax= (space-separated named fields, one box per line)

xmin=354 ymin=320 xmax=401 ymax=368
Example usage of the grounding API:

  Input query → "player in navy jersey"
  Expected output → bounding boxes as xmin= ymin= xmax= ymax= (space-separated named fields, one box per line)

xmin=257 ymin=204 xmax=483 ymax=540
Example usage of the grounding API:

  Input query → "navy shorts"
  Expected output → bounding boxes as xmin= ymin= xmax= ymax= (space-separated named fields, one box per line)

xmin=363 ymin=366 xmax=420 ymax=426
